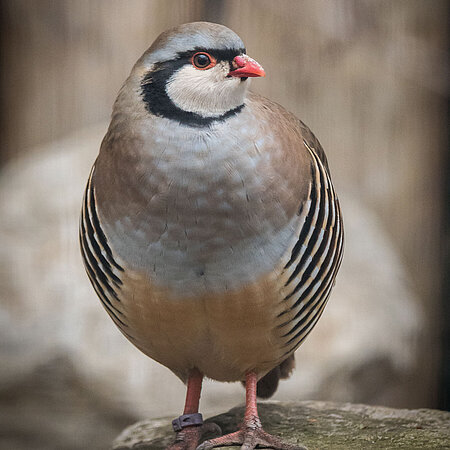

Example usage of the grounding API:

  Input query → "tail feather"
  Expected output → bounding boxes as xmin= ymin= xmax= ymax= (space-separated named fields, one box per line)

xmin=256 ymin=365 xmax=281 ymax=399
xmin=278 ymin=353 xmax=296 ymax=379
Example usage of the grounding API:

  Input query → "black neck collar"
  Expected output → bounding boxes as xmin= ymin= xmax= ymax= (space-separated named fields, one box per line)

xmin=140 ymin=49 xmax=245 ymax=128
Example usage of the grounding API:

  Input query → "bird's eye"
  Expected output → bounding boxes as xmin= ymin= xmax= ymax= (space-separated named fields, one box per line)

xmin=192 ymin=52 xmax=216 ymax=70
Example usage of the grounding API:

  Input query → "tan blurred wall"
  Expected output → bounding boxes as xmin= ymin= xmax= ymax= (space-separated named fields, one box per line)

xmin=1 ymin=0 xmax=447 ymax=407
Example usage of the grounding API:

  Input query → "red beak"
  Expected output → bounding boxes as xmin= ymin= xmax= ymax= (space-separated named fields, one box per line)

xmin=228 ymin=55 xmax=266 ymax=78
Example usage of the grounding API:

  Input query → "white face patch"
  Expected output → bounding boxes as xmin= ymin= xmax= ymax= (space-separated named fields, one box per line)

xmin=165 ymin=61 xmax=250 ymax=117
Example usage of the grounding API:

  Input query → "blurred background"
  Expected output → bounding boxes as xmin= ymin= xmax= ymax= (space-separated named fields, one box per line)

xmin=0 ymin=1 xmax=448 ymax=449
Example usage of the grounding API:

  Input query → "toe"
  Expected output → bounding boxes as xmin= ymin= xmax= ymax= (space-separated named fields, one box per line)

xmin=241 ymin=431 xmax=256 ymax=450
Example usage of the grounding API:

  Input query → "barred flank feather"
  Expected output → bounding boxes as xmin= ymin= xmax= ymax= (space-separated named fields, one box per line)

xmin=79 ymin=165 xmax=130 ymax=335
xmin=278 ymin=140 xmax=344 ymax=358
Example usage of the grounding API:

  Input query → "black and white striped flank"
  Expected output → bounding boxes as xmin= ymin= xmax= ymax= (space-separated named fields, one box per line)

xmin=278 ymin=140 xmax=344 ymax=356
xmin=79 ymin=166 xmax=131 ymax=335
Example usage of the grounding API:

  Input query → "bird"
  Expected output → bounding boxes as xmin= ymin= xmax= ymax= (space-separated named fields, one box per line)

xmin=79 ymin=21 xmax=343 ymax=450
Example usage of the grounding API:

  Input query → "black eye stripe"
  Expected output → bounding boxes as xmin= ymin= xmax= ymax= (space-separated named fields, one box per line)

xmin=177 ymin=47 xmax=246 ymax=62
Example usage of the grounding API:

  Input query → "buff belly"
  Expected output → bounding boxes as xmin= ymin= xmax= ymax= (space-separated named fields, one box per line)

xmin=115 ymin=268 xmax=288 ymax=382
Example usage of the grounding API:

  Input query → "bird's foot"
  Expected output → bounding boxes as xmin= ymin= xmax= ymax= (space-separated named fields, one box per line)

xmin=167 ymin=422 xmax=222 ymax=450
xmin=197 ymin=415 xmax=307 ymax=450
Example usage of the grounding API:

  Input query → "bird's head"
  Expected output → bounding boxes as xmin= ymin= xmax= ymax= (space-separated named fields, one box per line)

xmin=128 ymin=22 xmax=265 ymax=127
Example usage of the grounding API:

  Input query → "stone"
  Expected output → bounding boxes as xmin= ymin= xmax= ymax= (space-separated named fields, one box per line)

xmin=113 ymin=401 xmax=450 ymax=450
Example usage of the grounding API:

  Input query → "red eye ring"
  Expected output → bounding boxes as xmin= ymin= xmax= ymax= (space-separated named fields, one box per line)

xmin=191 ymin=52 xmax=216 ymax=70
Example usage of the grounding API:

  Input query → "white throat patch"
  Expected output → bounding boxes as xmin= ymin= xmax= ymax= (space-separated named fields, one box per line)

xmin=165 ymin=61 xmax=249 ymax=117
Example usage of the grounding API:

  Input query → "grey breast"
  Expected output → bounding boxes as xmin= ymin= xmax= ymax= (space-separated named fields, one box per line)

xmin=93 ymin=109 xmax=302 ymax=298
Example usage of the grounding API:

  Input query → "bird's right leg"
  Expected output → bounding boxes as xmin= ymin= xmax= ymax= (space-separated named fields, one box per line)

xmin=197 ymin=372 xmax=306 ymax=450
xmin=167 ymin=368 xmax=221 ymax=450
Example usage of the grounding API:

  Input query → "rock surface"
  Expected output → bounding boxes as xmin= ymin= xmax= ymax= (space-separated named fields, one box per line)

xmin=113 ymin=401 xmax=450 ymax=450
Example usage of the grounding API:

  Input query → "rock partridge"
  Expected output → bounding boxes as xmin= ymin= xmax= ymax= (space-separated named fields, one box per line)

xmin=79 ymin=22 xmax=343 ymax=450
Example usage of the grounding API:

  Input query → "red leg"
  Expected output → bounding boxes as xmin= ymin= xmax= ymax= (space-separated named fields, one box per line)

xmin=167 ymin=369 xmax=220 ymax=450
xmin=197 ymin=372 xmax=306 ymax=450
xmin=244 ymin=371 xmax=261 ymax=428
xmin=184 ymin=368 xmax=203 ymax=414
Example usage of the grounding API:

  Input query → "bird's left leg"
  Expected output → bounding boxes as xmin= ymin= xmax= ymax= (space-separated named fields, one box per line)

xmin=197 ymin=371 xmax=306 ymax=450
xmin=167 ymin=368 xmax=221 ymax=450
